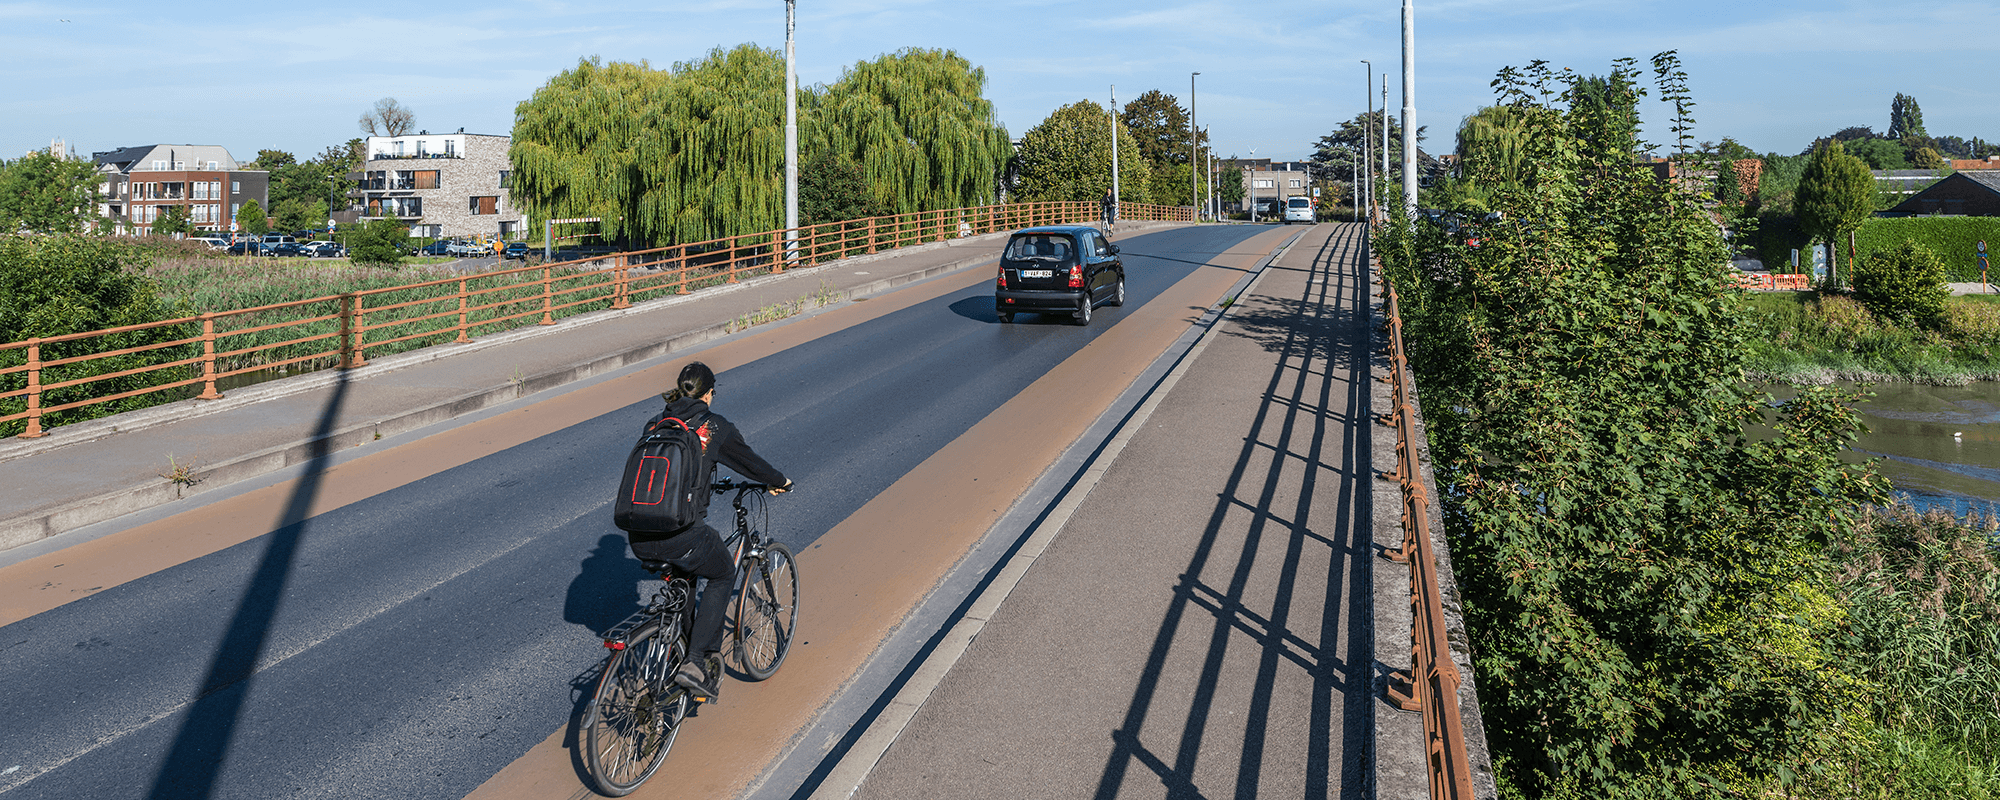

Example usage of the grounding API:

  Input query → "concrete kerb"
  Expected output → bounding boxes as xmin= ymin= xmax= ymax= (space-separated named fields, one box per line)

xmin=1366 ymin=248 xmax=1500 ymax=800
xmin=0 ymin=221 xmax=1192 ymax=552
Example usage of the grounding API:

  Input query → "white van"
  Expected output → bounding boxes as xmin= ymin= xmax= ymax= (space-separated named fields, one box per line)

xmin=1283 ymin=196 xmax=1315 ymax=225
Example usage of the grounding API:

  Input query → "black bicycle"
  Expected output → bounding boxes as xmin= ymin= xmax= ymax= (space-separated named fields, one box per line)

xmin=581 ymin=479 xmax=801 ymax=796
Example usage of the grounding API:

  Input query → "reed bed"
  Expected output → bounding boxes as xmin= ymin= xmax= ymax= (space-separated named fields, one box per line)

xmin=1743 ymin=291 xmax=2000 ymax=384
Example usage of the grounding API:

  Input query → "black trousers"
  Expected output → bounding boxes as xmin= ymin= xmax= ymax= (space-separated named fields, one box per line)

xmin=629 ymin=523 xmax=734 ymax=662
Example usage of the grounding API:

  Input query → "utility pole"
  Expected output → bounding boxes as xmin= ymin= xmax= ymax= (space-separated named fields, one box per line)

xmin=1401 ymin=0 xmax=1417 ymax=215
xmin=1110 ymin=85 xmax=1120 ymax=212
xmin=784 ymin=0 xmax=799 ymax=263
xmin=1190 ymin=72 xmax=1200 ymax=221
xmin=1360 ymin=60 xmax=1373 ymax=224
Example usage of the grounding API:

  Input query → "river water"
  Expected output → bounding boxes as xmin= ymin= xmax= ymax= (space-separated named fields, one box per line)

xmin=1768 ymin=381 xmax=2000 ymax=516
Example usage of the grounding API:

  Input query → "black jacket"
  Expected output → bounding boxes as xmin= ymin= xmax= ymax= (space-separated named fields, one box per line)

xmin=643 ymin=397 xmax=787 ymax=520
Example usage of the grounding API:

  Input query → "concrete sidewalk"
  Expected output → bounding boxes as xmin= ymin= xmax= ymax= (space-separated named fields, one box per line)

xmin=837 ymin=223 xmax=1392 ymax=799
xmin=0 ymin=223 xmax=1188 ymax=553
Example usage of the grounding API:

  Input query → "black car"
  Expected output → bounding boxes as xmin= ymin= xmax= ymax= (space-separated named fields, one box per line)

xmin=264 ymin=242 xmax=304 ymax=257
xmin=501 ymin=242 xmax=532 ymax=260
xmin=993 ymin=225 xmax=1124 ymax=325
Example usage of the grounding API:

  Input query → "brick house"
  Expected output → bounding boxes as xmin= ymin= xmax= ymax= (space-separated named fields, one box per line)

xmin=348 ymin=131 xmax=521 ymax=239
xmin=92 ymin=144 xmax=269 ymax=235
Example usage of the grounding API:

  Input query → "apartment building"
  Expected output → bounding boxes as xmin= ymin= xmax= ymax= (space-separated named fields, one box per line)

xmin=1236 ymin=160 xmax=1317 ymax=216
xmin=93 ymin=144 xmax=268 ymax=235
xmin=348 ymin=131 xmax=521 ymax=239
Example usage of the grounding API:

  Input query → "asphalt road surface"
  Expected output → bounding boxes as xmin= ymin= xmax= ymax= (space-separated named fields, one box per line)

xmin=0 ymin=224 xmax=1290 ymax=799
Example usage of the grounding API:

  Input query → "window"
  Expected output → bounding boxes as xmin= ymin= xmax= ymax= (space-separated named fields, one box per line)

xmin=231 ymin=180 xmax=240 ymax=193
xmin=444 ymin=139 xmax=456 ymax=157
xmin=414 ymin=170 xmax=439 ymax=190
xmin=231 ymin=202 xmax=241 ymax=220
xmin=207 ymin=160 xmax=219 ymax=170
xmin=393 ymin=170 xmax=415 ymax=190
xmin=394 ymin=141 xmax=405 ymax=157
xmin=173 ymin=161 xmax=185 ymax=170
xmin=152 ymin=160 xmax=167 ymax=170
xmin=470 ymin=196 xmax=498 ymax=215
xmin=498 ymin=170 xmax=511 ymax=189
xmin=1288 ymin=179 xmax=1302 ymax=188
xmin=395 ymin=197 xmax=423 ymax=216
xmin=1253 ymin=179 xmax=1274 ymax=188
xmin=416 ymin=140 xmax=428 ymax=157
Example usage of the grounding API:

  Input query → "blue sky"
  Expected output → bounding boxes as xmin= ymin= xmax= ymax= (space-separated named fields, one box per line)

xmin=5 ymin=0 xmax=1998 ymax=165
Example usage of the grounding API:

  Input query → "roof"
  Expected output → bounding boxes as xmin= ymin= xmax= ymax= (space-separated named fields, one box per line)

xmin=92 ymin=144 xmax=243 ymax=173
xmin=1963 ymin=171 xmax=2000 ymax=193
xmin=1012 ymin=225 xmax=1101 ymax=235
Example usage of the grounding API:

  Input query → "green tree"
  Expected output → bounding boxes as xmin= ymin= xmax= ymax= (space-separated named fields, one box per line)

xmin=1010 ymin=100 xmax=1151 ymax=204
xmin=1843 ymin=137 xmax=1908 ymax=170
xmin=237 ymin=199 xmax=269 ymax=235
xmin=1853 ymin=239 xmax=1950 ymax=328
xmin=512 ymin=47 xmax=1010 ymax=248
xmin=1889 ymin=93 xmax=1927 ymax=141
xmin=1308 ymin=111 xmax=1425 ymax=184
xmin=346 ymin=217 xmax=407 ymax=266
xmin=798 ymin=149 xmax=881 ymax=226
xmin=1119 ymin=89 xmax=1209 ymax=169
xmin=152 ymin=205 xmax=193 ymax=237
xmin=1796 ymin=140 xmax=1875 ymax=283
xmin=0 ymin=151 xmax=102 ymax=234
xmin=1377 ymin=52 xmax=1882 ymax=797
xmin=1215 ymin=158 xmax=1245 ymax=206
xmin=0 ymin=235 xmax=193 ymax=436
xmin=1911 ymin=146 xmax=1945 ymax=170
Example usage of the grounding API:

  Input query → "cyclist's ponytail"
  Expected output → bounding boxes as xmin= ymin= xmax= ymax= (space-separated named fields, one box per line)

xmin=661 ymin=361 xmax=716 ymax=403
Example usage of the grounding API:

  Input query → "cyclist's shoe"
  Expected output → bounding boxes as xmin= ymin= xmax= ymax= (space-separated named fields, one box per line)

xmin=674 ymin=659 xmax=720 ymax=703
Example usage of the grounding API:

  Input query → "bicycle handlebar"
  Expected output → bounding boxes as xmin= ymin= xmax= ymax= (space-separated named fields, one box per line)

xmin=711 ymin=478 xmax=775 ymax=494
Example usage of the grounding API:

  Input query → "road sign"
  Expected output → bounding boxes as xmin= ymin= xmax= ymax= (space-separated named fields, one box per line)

xmin=1981 ymin=240 xmax=1988 ymax=253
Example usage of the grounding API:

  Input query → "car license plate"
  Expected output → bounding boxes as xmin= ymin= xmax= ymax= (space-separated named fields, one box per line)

xmin=1022 ymin=269 xmax=1053 ymax=278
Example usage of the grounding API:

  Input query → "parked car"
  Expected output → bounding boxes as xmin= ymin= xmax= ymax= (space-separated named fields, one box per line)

xmin=302 ymin=241 xmax=346 ymax=258
xmin=993 ymin=225 xmax=1124 ymax=325
xmin=226 ymin=240 xmax=257 ymax=256
xmin=502 ymin=242 xmax=532 ymax=261
xmin=191 ymin=237 xmax=228 ymax=250
xmin=264 ymin=242 xmax=304 ymax=257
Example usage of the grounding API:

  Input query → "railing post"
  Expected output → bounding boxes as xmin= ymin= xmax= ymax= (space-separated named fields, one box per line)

xmin=454 ymin=277 xmax=470 ymax=343
xmin=676 ymin=247 xmax=691 ymax=295
xmin=197 ymin=314 xmax=222 ymax=400
xmin=867 ymin=217 xmax=878 ymax=254
xmin=611 ymin=266 xmax=631 ymax=309
xmin=21 ymin=338 xmax=44 ymax=438
xmin=351 ymin=293 xmax=369 ymax=367
xmin=539 ymin=265 xmax=555 ymax=325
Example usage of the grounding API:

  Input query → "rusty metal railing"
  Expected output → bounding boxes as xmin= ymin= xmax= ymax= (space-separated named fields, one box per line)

xmin=1377 ymin=277 xmax=1478 ymax=799
xmin=1 ymin=200 xmax=1198 ymax=439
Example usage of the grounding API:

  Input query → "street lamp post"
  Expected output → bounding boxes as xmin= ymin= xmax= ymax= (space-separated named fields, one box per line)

xmin=784 ymin=0 xmax=799 ymax=263
xmin=1111 ymin=85 xmax=1119 ymax=216
xmin=1402 ymin=0 xmax=1418 ymax=215
xmin=1360 ymin=60 xmax=1373 ymax=223
xmin=1190 ymin=71 xmax=1200 ymax=222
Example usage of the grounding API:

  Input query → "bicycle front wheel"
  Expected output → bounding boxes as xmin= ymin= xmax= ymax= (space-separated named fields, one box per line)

xmin=583 ymin=624 xmax=690 ymax=796
xmin=734 ymin=542 xmax=798 ymax=681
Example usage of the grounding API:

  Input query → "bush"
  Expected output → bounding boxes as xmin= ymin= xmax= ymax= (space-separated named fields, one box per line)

xmin=347 ymin=217 xmax=408 ymax=267
xmin=0 ymin=234 xmax=195 ymax=436
xmin=1853 ymin=239 xmax=1951 ymax=328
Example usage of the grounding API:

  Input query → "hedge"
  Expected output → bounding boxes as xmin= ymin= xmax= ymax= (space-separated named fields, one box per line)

xmin=1856 ymin=217 xmax=2000 ymax=282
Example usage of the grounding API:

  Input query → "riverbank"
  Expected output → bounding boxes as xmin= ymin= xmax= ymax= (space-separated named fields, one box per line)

xmin=1743 ymin=291 xmax=2000 ymax=385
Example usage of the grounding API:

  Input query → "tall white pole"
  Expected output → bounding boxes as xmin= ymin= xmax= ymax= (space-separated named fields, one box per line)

xmin=784 ymin=0 xmax=799 ymax=258
xmin=1110 ymin=85 xmax=1120 ymax=209
xmin=1190 ymin=72 xmax=1200 ymax=221
xmin=1401 ymin=0 xmax=1417 ymax=215
xmin=1361 ymin=60 xmax=1372 ymax=224
xmin=1380 ymin=75 xmax=1388 ymax=209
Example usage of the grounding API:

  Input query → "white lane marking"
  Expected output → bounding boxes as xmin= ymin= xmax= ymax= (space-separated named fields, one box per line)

xmin=0 ymin=533 xmax=543 ymax=794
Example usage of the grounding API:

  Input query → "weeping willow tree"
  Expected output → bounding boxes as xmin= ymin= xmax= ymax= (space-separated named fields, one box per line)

xmin=509 ymin=58 xmax=667 ymax=244
xmin=512 ymin=45 xmax=1010 ymax=247
xmin=815 ymin=48 xmax=1014 ymax=214
xmin=1011 ymin=101 xmax=1152 ymax=204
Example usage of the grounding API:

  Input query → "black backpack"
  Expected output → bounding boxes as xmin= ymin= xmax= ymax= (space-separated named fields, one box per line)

xmin=613 ymin=411 xmax=712 ymax=535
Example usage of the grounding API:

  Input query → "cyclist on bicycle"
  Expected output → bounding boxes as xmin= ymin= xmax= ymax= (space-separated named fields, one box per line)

xmin=629 ymin=361 xmax=791 ymax=701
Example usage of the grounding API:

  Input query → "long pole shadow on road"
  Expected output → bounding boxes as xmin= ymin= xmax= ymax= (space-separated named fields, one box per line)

xmin=1090 ymin=224 xmax=1373 ymax=800
xmin=145 ymin=371 xmax=351 ymax=800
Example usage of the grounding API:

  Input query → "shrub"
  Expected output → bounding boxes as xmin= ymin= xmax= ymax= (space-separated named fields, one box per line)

xmin=1853 ymin=239 xmax=1951 ymax=328
xmin=346 ymin=217 xmax=407 ymax=267
xmin=0 ymin=234 xmax=194 ymax=436
xmin=1946 ymin=299 xmax=2000 ymax=342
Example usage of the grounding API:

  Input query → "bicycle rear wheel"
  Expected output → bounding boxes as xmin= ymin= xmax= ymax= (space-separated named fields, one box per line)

xmin=734 ymin=542 xmax=798 ymax=681
xmin=583 ymin=622 xmax=690 ymax=796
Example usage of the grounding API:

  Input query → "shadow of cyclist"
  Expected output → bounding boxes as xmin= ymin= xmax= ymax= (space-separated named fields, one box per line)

xmin=565 ymin=533 xmax=649 ymax=632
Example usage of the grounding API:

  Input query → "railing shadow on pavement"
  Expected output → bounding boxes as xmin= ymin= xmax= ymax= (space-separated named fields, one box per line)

xmin=144 ymin=369 xmax=352 ymax=800
xmin=1090 ymin=224 xmax=1375 ymax=800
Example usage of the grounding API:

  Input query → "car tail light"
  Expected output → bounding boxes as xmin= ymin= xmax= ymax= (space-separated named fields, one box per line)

xmin=997 ymin=265 xmax=1007 ymax=288
xmin=1068 ymin=264 xmax=1083 ymax=288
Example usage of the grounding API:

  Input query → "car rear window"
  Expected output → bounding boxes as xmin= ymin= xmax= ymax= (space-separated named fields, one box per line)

xmin=1288 ymin=198 xmax=1311 ymax=208
xmin=1004 ymin=234 xmax=1079 ymax=263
